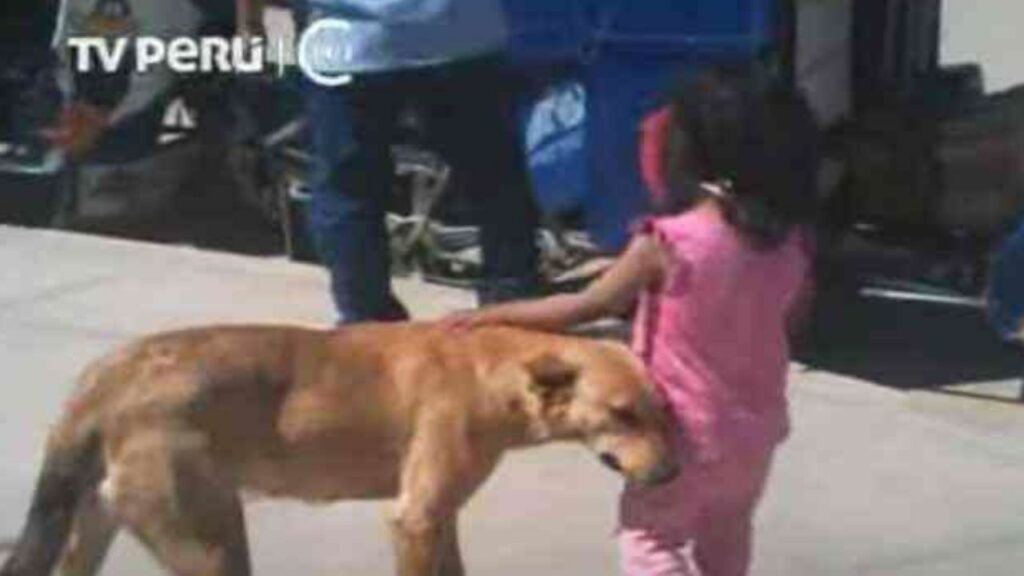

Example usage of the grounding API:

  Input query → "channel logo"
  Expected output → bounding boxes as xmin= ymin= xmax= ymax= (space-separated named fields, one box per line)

xmin=65 ymin=17 xmax=360 ymax=88
xmin=296 ymin=18 xmax=355 ymax=87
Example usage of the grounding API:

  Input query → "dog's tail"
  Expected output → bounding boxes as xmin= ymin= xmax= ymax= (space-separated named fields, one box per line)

xmin=0 ymin=421 xmax=103 ymax=576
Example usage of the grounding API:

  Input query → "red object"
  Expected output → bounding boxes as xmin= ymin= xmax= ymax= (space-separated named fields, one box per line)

xmin=638 ymin=105 xmax=674 ymax=206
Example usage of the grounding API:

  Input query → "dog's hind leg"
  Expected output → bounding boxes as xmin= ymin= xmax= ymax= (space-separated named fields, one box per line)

xmin=103 ymin=430 xmax=251 ymax=576
xmin=56 ymin=489 xmax=118 ymax=576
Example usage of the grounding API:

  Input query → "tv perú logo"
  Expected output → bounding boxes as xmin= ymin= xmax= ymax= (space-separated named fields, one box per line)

xmin=67 ymin=18 xmax=357 ymax=88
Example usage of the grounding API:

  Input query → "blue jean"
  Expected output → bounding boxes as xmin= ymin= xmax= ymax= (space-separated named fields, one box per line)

xmin=989 ymin=218 xmax=1024 ymax=340
xmin=304 ymin=56 xmax=539 ymax=323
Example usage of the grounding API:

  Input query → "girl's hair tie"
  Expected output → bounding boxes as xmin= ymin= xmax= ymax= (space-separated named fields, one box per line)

xmin=699 ymin=179 xmax=735 ymax=201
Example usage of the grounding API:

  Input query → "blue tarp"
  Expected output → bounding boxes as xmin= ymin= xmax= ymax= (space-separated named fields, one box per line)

xmin=509 ymin=0 xmax=777 ymax=248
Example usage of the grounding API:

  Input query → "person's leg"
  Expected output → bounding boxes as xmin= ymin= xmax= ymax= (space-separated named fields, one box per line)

xmin=691 ymin=448 xmax=775 ymax=576
xmin=692 ymin=507 xmax=755 ymax=576
xmin=989 ymin=218 xmax=1024 ymax=341
xmin=421 ymin=57 xmax=539 ymax=305
xmin=304 ymin=79 xmax=408 ymax=323
xmin=618 ymin=529 xmax=701 ymax=576
xmin=616 ymin=448 xmax=706 ymax=576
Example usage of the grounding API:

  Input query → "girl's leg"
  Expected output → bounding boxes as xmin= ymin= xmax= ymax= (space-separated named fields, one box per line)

xmin=618 ymin=529 xmax=701 ymax=576
xmin=691 ymin=447 xmax=775 ymax=576
xmin=617 ymin=449 xmax=706 ymax=576
xmin=692 ymin=507 xmax=755 ymax=576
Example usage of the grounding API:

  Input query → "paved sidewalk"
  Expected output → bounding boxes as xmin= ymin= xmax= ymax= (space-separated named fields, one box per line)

xmin=1 ymin=226 xmax=1023 ymax=575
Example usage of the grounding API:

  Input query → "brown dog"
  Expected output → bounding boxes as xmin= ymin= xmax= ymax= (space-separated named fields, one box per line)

xmin=0 ymin=323 xmax=676 ymax=576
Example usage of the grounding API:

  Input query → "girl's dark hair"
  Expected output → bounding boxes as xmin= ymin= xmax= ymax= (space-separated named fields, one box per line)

xmin=660 ymin=63 xmax=820 ymax=249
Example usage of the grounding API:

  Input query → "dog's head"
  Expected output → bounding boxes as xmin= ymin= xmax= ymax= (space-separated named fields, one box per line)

xmin=522 ymin=344 xmax=678 ymax=486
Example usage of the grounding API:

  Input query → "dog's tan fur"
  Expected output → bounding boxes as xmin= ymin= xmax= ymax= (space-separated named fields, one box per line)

xmin=1 ymin=323 xmax=676 ymax=576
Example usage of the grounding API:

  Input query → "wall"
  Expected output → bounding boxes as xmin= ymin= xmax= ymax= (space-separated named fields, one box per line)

xmin=941 ymin=0 xmax=1024 ymax=93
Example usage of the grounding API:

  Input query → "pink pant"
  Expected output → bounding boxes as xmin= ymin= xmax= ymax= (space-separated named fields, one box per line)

xmin=617 ymin=444 xmax=775 ymax=576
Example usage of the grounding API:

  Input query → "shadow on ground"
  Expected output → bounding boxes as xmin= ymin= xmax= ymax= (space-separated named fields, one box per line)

xmin=63 ymin=160 xmax=286 ymax=257
xmin=66 ymin=201 xmax=285 ymax=256
xmin=795 ymin=280 xmax=1022 ymax=390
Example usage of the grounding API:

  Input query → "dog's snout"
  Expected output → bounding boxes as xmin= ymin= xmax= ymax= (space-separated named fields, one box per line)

xmin=599 ymin=452 xmax=623 ymax=473
xmin=646 ymin=458 xmax=679 ymax=486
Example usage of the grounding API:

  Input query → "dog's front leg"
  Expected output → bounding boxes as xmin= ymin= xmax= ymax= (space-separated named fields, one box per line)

xmin=389 ymin=415 xmax=499 ymax=576
xmin=388 ymin=439 xmax=460 ymax=576
xmin=389 ymin=498 xmax=466 ymax=576
xmin=389 ymin=500 xmax=446 ymax=576
xmin=438 ymin=520 xmax=464 ymax=576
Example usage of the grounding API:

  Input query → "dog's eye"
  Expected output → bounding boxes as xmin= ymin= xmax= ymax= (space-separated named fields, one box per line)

xmin=612 ymin=406 xmax=642 ymax=428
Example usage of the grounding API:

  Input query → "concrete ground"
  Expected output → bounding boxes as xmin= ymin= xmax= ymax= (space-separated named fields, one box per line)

xmin=2 ymin=225 xmax=1023 ymax=575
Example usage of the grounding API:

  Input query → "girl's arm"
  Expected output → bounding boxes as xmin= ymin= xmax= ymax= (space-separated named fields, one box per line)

xmin=446 ymin=235 xmax=667 ymax=332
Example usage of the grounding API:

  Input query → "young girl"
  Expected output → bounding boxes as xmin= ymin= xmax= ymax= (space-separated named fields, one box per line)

xmin=446 ymin=64 xmax=819 ymax=576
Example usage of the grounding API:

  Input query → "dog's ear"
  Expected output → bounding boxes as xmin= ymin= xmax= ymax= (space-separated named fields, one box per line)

xmin=524 ymin=354 xmax=579 ymax=406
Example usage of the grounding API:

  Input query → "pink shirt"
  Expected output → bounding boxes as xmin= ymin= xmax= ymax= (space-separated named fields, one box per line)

xmin=632 ymin=207 xmax=810 ymax=463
